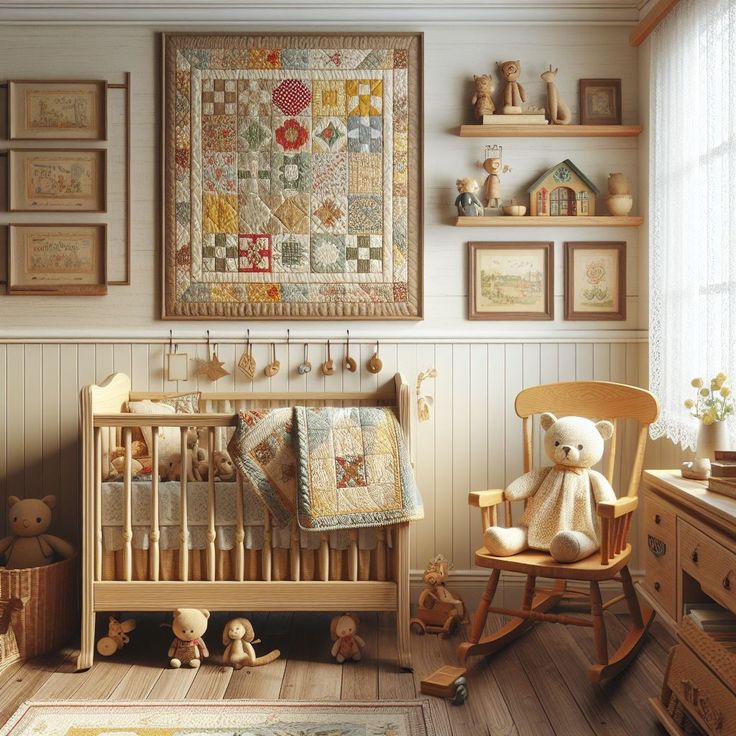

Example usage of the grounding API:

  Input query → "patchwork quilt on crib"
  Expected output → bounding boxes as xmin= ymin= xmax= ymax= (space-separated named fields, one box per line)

xmin=228 ymin=406 xmax=423 ymax=531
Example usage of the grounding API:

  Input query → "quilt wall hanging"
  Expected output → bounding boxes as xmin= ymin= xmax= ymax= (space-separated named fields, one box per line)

xmin=162 ymin=33 xmax=423 ymax=320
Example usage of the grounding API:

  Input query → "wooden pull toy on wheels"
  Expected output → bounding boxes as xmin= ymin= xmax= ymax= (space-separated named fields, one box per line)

xmin=410 ymin=554 xmax=466 ymax=637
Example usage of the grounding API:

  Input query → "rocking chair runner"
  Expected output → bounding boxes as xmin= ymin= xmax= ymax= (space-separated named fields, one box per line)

xmin=458 ymin=380 xmax=659 ymax=683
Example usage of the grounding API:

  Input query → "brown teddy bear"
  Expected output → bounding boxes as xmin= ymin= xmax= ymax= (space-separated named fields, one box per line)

xmin=471 ymin=74 xmax=495 ymax=119
xmin=168 ymin=608 xmax=210 ymax=668
xmin=198 ymin=451 xmax=236 ymax=482
xmin=0 ymin=495 xmax=75 ymax=569
xmin=497 ymin=60 xmax=526 ymax=114
xmin=330 ymin=613 xmax=366 ymax=663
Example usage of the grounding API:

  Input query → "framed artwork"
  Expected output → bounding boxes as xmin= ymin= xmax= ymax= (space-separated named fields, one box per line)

xmin=8 ymin=80 xmax=107 ymax=140
xmin=578 ymin=79 xmax=622 ymax=125
xmin=468 ymin=241 xmax=553 ymax=320
xmin=162 ymin=32 xmax=423 ymax=320
xmin=564 ymin=241 xmax=626 ymax=320
xmin=7 ymin=224 xmax=107 ymax=295
xmin=8 ymin=149 xmax=106 ymax=212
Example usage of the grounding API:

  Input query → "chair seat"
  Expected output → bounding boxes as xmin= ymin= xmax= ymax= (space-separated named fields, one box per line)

xmin=474 ymin=544 xmax=631 ymax=581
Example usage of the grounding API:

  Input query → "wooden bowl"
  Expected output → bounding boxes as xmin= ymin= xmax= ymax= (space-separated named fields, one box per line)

xmin=502 ymin=205 xmax=527 ymax=217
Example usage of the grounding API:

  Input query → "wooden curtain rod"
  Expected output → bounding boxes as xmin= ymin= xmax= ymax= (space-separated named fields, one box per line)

xmin=629 ymin=0 xmax=681 ymax=46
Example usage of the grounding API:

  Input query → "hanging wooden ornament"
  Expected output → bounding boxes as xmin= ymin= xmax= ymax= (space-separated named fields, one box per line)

xmin=344 ymin=330 xmax=357 ymax=373
xmin=237 ymin=329 xmax=257 ymax=380
xmin=321 ymin=339 xmax=336 ymax=376
xmin=264 ymin=343 xmax=280 ymax=377
xmin=166 ymin=331 xmax=189 ymax=382
xmin=367 ymin=340 xmax=383 ymax=374
xmin=298 ymin=343 xmax=312 ymax=375
xmin=198 ymin=331 xmax=230 ymax=382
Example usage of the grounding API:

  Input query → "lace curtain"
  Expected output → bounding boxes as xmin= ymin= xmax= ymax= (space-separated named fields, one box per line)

xmin=649 ymin=0 xmax=736 ymax=448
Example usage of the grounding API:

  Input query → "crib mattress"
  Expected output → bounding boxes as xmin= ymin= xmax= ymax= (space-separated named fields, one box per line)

xmin=101 ymin=481 xmax=387 ymax=553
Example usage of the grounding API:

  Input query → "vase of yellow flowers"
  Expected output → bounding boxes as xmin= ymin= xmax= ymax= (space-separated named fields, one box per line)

xmin=685 ymin=373 xmax=734 ymax=460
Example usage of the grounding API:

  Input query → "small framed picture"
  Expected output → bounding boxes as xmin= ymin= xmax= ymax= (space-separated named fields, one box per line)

xmin=579 ymin=79 xmax=622 ymax=125
xmin=8 ymin=149 xmax=106 ymax=212
xmin=8 ymin=80 xmax=107 ymax=140
xmin=468 ymin=241 xmax=554 ymax=320
xmin=166 ymin=352 xmax=190 ymax=382
xmin=564 ymin=241 xmax=626 ymax=320
xmin=8 ymin=224 xmax=107 ymax=295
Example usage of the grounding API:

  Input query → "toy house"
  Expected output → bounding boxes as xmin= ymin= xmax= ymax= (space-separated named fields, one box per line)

xmin=527 ymin=159 xmax=599 ymax=216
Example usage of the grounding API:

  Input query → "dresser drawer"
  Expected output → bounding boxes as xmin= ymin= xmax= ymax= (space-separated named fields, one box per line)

xmin=666 ymin=643 xmax=736 ymax=736
xmin=644 ymin=496 xmax=677 ymax=618
xmin=679 ymin=520 xmax=736 ymax=612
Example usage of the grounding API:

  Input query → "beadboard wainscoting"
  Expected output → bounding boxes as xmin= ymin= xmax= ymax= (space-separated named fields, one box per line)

xmin=0 ymin=338 xmax=684 ymax=597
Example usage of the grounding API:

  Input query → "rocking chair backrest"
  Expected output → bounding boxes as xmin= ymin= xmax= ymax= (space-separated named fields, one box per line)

xmin=514 ymin=381 xmax=659 ymax=498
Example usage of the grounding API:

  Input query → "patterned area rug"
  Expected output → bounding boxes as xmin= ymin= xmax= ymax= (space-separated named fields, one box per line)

xmin=1 ymin=700 xmax=434 ymax=736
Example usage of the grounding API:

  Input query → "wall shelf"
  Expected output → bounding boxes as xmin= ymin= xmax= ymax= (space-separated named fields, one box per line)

xmin=455 ymin=215 xmax=644 ymax=227
xmin=457 ymin=124 xmax=642 ymax=138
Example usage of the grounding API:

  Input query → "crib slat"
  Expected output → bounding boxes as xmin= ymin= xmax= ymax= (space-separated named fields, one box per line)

xmin=206 ymin=427 xmax=216 ymax=582
xmin=179 ymin=427 xmax=189 ymax=582
xmin=150 ymin=428 xmax=160 ymax=582
xmin=235 ymin=475 xmax=245 ymax=581
xmin=319 ymin=532 xmax=329 ymax=582
xmin=122 ymin=427 xmax=133 ymax=582
xmin=349 ymin=530 xmax=358 ymax=582
xmin=262 ymin=511 xmax=272 ymax=581
xmin=94 ymin=427 xmax=103 ymax=581
xmin=290 ymin=520 xmax=300 ymax=581
xmin=376 ymin=527 xmax=387 ymax=581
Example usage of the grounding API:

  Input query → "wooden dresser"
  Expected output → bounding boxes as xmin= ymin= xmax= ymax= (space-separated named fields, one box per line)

xmin=640 ymin=470 xmax=736 ymax=736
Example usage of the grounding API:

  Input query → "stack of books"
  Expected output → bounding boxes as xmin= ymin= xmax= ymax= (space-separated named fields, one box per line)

xmin=685 ymin=603 xmax=736 ymax=652
xmin=707 ymin=450 xmax=736 ymax=498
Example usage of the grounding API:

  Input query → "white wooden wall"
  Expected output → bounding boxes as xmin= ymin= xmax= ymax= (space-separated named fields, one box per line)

xmin=0 ymin=338 xmax=684 ymax=577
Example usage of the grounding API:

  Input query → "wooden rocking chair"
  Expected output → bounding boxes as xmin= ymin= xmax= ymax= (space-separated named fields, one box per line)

xmin=458 ymin=381 xmax=659 ymax=683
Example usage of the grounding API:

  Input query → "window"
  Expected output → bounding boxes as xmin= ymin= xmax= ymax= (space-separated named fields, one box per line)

xmin=649 ymin=0 xmax=736 ymax=448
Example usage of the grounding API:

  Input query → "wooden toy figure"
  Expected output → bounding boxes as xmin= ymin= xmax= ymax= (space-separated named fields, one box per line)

xmin=410 ymin=554 xmax=466 ymax=636
xmin=481 ymin=145 xmax=511 ymax=208
xmin=97 ymin=616 xmax=136 ymax=657
xmin=541 ymin=66 xmax=571 ymax=125
xmin=471 ymin=74 xmax=495 ymax=119
xmin=497 ymin=60 xmax=526 ymax=114
xmin=455 ymin=178 xmax=484 ymax=217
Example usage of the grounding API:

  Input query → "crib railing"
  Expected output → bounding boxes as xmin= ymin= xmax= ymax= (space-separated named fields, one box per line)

xmin=93 ymin=403 xmax=396 ymax=586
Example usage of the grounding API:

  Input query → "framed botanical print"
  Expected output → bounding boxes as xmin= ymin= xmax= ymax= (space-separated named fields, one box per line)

xmin=468 ymin=241 xmax=553 ymax=320
xmin=578 ymin=79 xmax=622 ymax=125
xmin=7 ymin=224 xmax=107 ymax=295
xmin=162 ymin=32 xmax=423 ymax=320
xmin=8 ymin=80 xmax=107 ymax=140
xmin=564 ymin=241 xmax=626 ymax=320
xmin=8 ymin=149 xmax=106 ymax=212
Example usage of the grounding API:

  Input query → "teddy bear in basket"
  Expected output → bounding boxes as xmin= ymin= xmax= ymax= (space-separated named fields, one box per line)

xmin=0 ymin=495 xmax=74 ymax=569
xmin=483 ymin=413 xmax=616 ymax=563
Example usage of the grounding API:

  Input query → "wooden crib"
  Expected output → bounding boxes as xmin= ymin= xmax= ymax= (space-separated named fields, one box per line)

xmin=78 ymin=372 xmax=416 ymax=671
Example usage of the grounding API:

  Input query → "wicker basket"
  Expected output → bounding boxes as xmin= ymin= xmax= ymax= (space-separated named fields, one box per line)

xmin=679 ymin=615 xmax=736 ymax=693
xmin=0 ymin=557 xmax=77 ymax=660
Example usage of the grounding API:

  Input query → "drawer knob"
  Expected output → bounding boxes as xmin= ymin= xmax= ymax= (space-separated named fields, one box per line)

xmin=654 ymin=514 xmax=661 ymax=524
xmin=724 ymin=570 xmax=734 ymax=591
xmin=654 ymin=581 xmax=661 ymax=592
xmin=691 ymin=548 xmax=699 ymax=564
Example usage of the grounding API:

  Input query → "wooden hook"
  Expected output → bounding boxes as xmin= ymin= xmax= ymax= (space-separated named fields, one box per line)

xmin=264 ymin=342 xmax=280 ymax=377
xmin=322 ymin=339 xmax=336 ymax=376
xmin=344 ymin=330 xmax=357 ymax=373
xmin=367 ymin=340 xmax=383 ymax=374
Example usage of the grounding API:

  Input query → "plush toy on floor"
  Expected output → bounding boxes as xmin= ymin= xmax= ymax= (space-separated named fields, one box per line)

xmin=97 ymin=616 xmax=136 ymax=657
xmin=0 ymin=495 xmax=75 ymax=569
xmin=484 ymin=413 xmax=617 ymax=563
xmin=168 ymin=608 xmax=210 ymax=668
xmin=221 ymin=617 xmax=281 ymax=668
xmin=330 ymin=613 xmax=365 ymax=663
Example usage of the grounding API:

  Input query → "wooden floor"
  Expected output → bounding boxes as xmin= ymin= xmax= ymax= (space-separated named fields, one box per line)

xmin=0 ymin=609 xmax=674 ymax=735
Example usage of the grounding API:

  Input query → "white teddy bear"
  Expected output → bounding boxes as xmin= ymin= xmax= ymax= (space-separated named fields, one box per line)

xmin=484 ymin=413 xmax=617 ymax=563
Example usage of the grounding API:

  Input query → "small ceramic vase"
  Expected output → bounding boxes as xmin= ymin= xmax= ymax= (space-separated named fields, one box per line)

xmin=606 ymin=194 xmax=633 ymax=216
xmin=696 ymin=420 xmax=731 ymax=462
xmin=607 ymin=172 xmax=630 ymax=195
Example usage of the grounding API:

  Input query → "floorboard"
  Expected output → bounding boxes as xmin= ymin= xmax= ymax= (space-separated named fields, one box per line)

xmin=0 ymin=611 xmax=669 ymax=736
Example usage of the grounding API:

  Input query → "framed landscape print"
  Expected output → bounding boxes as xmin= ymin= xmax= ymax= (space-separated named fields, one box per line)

xmin=7 ymin=224 xmax=107 ymax=295
xmin=8 ymin=80 xmax=107 ymax=140
xmin=8 ymin=149 xmax=106 ymax=212
xmin=564 ymin=241 xmax=626 ymax=320
xmin=468 ymin=241 xmax=553 ymax=320
xmin=162 ymin=32 xmax=423 ymax=320
xmin=578 ymin=79 xmax=622 ymax=125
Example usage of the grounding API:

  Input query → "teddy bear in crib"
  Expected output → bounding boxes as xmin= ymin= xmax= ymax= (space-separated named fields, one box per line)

xmin=198 ymin=451 xmax=236 ymax=482
xmin=0 ymin=495 xmax=75 ymax=569
xmin=330 ymin=613 xmax=366 ymax=663
xmin=161 ymin=431 xmax=203 ymax=482
xmin=472 ymin=74 xmax=495 ymax=119
xmin=483 ymin=413 xmax=616 ymax=563
xmin=168 ymin=608 xmax=210 ymax=668
xmin=497 ymin=60 xmax=526 ymax=114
